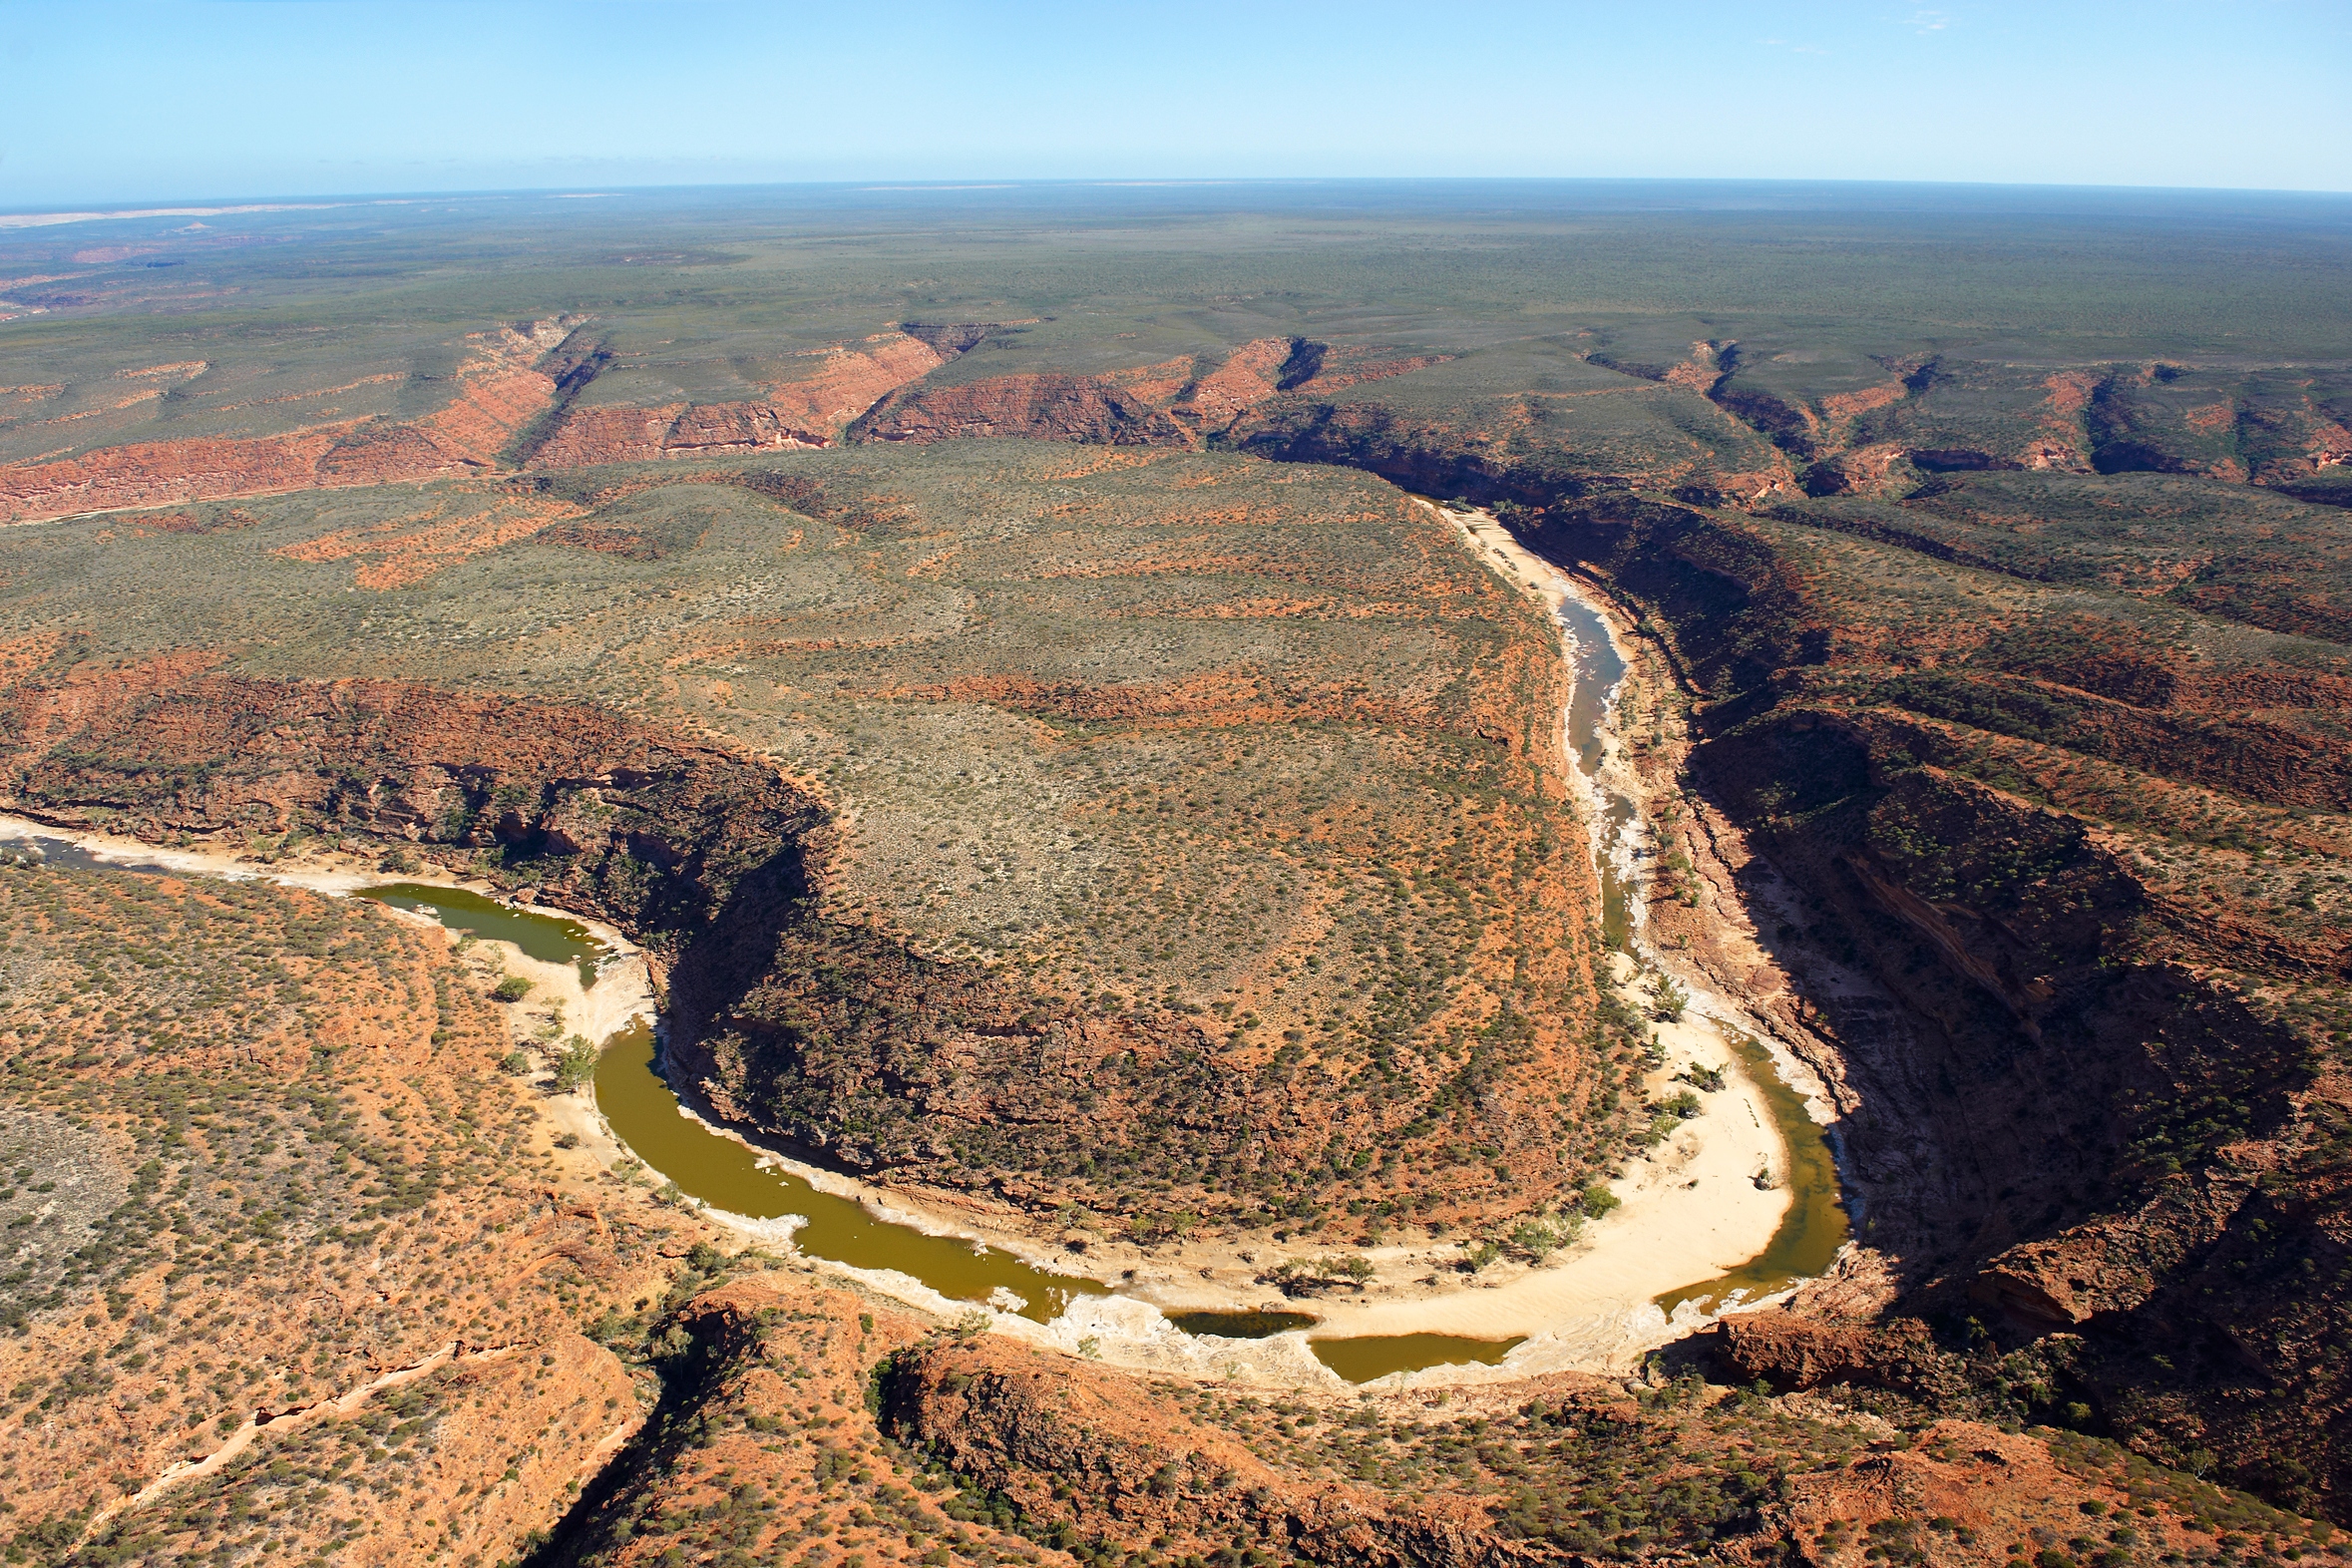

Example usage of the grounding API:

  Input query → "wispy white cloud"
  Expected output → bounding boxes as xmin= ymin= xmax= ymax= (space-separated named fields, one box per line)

xmin=1905 ymin=8 xmax=1951 ymax=33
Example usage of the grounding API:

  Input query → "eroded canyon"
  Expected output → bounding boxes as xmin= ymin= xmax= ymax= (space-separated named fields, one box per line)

xmin=0 ymin=183 xmax=2347 ymax=1566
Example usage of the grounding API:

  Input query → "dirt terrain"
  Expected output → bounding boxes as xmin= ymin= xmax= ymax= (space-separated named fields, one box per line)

xmin=0 ymin=857 xmax=707 ymax=1564
xmin=1 ymin=186 xmax=2348 ymax=1560
xmin=534 ymin=1268 xmax=2345 ymax=1568
xmin=1476 ymin=487 xmax=2351 ymax=1518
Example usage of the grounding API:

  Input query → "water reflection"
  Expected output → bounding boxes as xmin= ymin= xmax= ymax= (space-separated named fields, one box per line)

xmin=1311 ymin=1334 xmax=1526 ymax=1384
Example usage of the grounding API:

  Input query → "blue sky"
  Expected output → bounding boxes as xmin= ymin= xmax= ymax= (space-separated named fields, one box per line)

xmin=3 ymin=0 xmax=2346 ymax=205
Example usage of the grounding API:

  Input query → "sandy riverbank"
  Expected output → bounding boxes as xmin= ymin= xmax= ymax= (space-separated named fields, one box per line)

xmin=1231 ymin=503 xmax=1821 ymax=1363
xmin=0 ymin=810 xmax=654 ymax=1043
xmin=1035 ymin=502 xmax=1831 ymax=1376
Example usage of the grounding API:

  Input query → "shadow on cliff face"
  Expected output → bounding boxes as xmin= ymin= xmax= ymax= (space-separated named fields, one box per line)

xmin=1698 ymin=707 xmax=2318 ymax=1287
xmin=1492 ymin=493 xmax=2350 ymax=1522
xmin=657 ymin=863 xmax=1326 ymax=1225
xmin=0 ymin=655 xmax=824 ymax=950
xmin=0 ymin=656 xmax=1311 ymax=1229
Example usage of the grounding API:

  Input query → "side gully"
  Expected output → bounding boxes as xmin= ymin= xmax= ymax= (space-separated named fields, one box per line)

xmin=77 ymin=1341 xmax=534 ymax=1549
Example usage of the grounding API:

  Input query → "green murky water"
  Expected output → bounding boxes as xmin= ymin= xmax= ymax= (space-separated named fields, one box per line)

xmin=591 ymin=1021 xmax=1104 ymax=1324
xmin=359 ymin=884 xmax=1106 ymax=1326
xmin=1653 ymin=1031 xmax=1849 ymax=1317
xmin=1311 ymin=1334 xmax=1527 ymax=1384
xmin=1164 ymin=1310 xmax=1318 ymax=1340
xmin=372 ymin=882 xmax=1528 ymax=1363
xmin=357 ymin=883 xmax=606 ymax=988
xmin=354 ymin=550 xmax=1846 ymax=1370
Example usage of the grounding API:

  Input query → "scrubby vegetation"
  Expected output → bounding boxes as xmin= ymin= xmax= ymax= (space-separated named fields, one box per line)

xmin=0 ymin=445 xmax=1627 ymax=1233
xmin=0 ymin=862 xmax=697 ymax=1563
xmin=4 ymin=181 xmax=2350 ymax=1555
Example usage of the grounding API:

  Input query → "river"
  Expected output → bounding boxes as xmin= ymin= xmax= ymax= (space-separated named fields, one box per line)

xmin=0 ymin=503 xmax=1843 ymax=1385
xmin=1451 ymin=505 xmax=1849 ymax=1322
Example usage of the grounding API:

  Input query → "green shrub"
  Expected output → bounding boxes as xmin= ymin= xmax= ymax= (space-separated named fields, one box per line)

xmin=1510 ymin=1217 xmax=1575 ymax=1258
xmin=1646 ymin=975 xmax=1690 ymax=1023
xmin=552 ymin=1035 xmax=599 ymax=1092
xmin=490 ymin=976 xmax=534 ymax=1002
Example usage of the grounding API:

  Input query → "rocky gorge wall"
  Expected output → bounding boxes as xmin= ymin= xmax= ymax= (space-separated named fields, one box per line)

xmin=1493 ymin=493 xmax=2352 ymax=1522
xmin=7 ymin=294 xmax=2348 ymax=1522
xmin=537 ymin=1266 xmax=2327 ymax=1568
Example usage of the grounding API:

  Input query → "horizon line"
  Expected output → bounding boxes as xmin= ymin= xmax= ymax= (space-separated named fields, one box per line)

xmin=5 ymin=173 xmax=2351 ymax=224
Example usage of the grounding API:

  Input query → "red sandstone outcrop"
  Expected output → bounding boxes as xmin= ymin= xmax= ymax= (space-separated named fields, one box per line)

xmin=1969 ymin=1179 xmax=2250 ymax=1329
xmin=770 ymin=331 xmax=954 ymax=431
xmin=524 ymin=330 xmax=960 ymax=467
xmin=525 ymin=399 xmax=829 ymax=466
xmin=853 ymin=371 xmax=1195 ymax=447
xmin=1173 ymin=336 xmax=1303 ymax=429
xmin=849 ymin=340 xmax=1447 ymax=451
xmin=0 ymin=317 xmax=579 ymax=523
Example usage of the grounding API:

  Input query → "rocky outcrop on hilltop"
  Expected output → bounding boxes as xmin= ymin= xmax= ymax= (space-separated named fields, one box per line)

xmin=870 ymin=1316 xmax=2306 ymax=1568
xmin=854 ymin=372 xmax=1195 ymax=447
xmin=887 ymin=1337 xmax=1511 ymax=1567
xmin=1171 ymin=335 xmax=1311 ymax=430
xmin=849 ymin=340 xmax=1446 ymax=451
xmin=522 ymin=1278 xmax=1080 ymax=1568
xmin=525 ymin=398 xmax=833 ymax=467
xmin=1222 ymin=383 xmax=1788 ymax=504
xmin=529 ymin=1265 xmax=2340 ymax=1568
xmin=0 ymin=328 xmax=1455 ymax=521
xmin=524 ymin=329 xmax=968 ymax=467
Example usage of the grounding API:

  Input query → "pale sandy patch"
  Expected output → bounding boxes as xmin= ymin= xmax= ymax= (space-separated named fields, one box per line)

xmin=1264 ymin=1002 xmax=1787 ymax=1361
